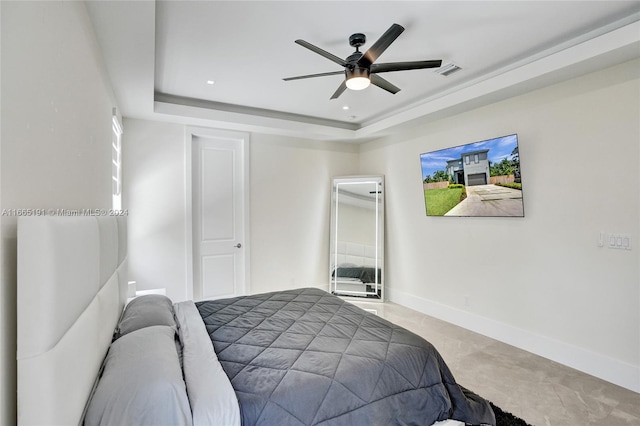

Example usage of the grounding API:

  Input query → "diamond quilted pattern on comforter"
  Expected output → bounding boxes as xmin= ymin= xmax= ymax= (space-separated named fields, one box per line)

xmin=196 ymin=288 xmax=495 ymax=426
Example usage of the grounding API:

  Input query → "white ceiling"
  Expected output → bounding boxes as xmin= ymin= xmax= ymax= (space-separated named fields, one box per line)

xmin=87 ymin=1 xmax=640 ymax=142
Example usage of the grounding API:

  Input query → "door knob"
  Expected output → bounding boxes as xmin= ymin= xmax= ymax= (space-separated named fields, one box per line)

xmin=235 ymin=243 xmax=242 ymax=248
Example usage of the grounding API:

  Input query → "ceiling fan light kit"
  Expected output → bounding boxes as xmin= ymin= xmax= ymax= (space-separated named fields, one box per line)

xmin=284 ymin=23 xmax=443 ymax=99
xmin=345 ymin=68 xmax=371 ymax=90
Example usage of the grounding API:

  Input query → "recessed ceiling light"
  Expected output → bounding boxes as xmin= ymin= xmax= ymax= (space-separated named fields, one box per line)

xmin=206 ymin=80 xmax=215 ymax=85
xmin=342 ymin=105 xmax=350 ymax=110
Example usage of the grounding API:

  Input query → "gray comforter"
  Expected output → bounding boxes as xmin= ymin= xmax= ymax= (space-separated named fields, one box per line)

xmin=333 ymin=266 xmax=380 ymax=283
xmin=196 ymin=288 xmax=495 ymax=426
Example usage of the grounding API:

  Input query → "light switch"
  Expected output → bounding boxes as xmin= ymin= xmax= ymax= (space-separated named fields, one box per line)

xmin=607 ymin=233 xmax=632 ymax=250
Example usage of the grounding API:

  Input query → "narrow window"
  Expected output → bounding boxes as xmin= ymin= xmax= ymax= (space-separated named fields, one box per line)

xmin=465 ymin=156 xmax=470 ymax=165
xmin=474 ymin=154 xmax=479 ymax=164
xmin=112 ymin=109 xmax=123 ymax=210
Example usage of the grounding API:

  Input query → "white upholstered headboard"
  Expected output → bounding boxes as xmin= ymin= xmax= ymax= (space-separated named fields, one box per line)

xmin=333 ymin=241 xmax=378 ymax=268
xmin=17 ymin=216 xmax=127 ymax=426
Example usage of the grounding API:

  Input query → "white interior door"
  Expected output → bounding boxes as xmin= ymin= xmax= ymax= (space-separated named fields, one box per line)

xmin=191 ymin=131 xmax=248 ymax=301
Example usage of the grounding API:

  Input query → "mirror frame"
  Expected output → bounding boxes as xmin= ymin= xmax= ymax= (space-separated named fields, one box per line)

xmin=330 ymin=175 xmax=384 ymax=301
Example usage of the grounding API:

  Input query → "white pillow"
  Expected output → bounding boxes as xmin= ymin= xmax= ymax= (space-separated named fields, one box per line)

xmin=85 ymin=325 xmax=192 ymax=426
xmin=115 ymin=295 xmax=176 ymax=339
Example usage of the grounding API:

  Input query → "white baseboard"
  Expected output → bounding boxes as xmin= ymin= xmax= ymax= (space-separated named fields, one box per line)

xmin=387 ymin=287 xmax=640 ymax=393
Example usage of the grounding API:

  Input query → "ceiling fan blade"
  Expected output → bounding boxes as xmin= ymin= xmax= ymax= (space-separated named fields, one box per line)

xmin=330 ymin=80 xmax=348 ymax=99
xmin=358 ymin=23 xmax=404 ymax=67
xmin=283 ymin=71 xmax=344 ymax=81
xmin=371 ymin=60 xmax=442 ymax=74
xmin=295 ymin=39 xmax=347 ymax=67
xmin=370 ymin=74 xmax=400 ymax=94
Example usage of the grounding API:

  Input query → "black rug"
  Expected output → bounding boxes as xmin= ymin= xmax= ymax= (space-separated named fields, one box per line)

xmin=491 ymin=401 xmax=534 ymax=426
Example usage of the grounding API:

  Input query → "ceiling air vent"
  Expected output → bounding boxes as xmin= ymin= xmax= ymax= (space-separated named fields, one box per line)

xmin=435 ymin=63 xmax=461 ymax=76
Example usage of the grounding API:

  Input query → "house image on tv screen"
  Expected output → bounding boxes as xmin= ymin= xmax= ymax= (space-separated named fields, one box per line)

xmin=420 ymin=134 xmax=524 ymax=217
xmin=446 ymin=149 xmax=490 ymax=186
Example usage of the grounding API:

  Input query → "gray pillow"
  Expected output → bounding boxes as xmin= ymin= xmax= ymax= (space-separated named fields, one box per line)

xmin=85 ymin=325 xmax=192 ymax=426
xmin=116 ymin=294 xmax=176 ymax=339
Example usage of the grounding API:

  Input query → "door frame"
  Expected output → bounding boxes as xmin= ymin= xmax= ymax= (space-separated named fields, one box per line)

xmin=184 ymin=126 xmax=250 ymax=301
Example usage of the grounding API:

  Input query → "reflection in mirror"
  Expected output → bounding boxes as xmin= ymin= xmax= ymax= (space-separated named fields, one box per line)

xmin=330 ymin=176 xmax=384 ymax=300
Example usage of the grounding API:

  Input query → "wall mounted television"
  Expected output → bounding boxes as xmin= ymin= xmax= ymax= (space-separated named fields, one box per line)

xmin=420 ymin=134 xmax=524 ymax=217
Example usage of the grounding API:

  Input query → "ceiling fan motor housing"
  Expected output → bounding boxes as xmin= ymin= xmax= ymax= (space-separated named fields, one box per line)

xmin=346 ymin=51 xmax=364 ymax=66
xmin=346 ymin=67 xmax=369 ymax=79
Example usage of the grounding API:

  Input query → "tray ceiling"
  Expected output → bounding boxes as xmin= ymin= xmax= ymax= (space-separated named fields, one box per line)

xmin=87 ymin=1 xmax=640 ymax=142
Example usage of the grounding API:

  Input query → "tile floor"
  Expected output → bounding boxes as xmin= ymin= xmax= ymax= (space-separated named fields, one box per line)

xmin=349 ymin=300 xmax=640 ymax=426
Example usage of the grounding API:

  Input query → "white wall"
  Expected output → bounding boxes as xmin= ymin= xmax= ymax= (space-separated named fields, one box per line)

xmin=0 ymin=2 xmax=118 ymax=423
xmin=359 ymin=59 xmax=640 ymax=391
xmin=123 ymin=119 xmax=360 ymax=300
xmin=123 ymin=119 xmax=188 ymax=301
xmin=249 ymin=133 xmax=359 ymax=294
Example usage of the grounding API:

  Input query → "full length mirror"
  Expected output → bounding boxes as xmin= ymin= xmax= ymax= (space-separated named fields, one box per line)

xmin=330 ymin=175 xmax=384 ymax=300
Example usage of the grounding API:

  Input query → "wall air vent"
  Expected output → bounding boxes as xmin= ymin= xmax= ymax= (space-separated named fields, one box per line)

xmin=434 ymin=63 xmax=462 ymax=76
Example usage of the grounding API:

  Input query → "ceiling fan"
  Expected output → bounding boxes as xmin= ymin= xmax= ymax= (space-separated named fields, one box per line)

xmin=283 ymin=23 xmax=442 ymax=99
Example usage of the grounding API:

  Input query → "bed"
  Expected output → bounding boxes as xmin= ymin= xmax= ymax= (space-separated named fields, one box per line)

xmin=331 ymin=241 xmax=382 ymax=299
xmin=17 ymin=216 xmax=496 ymax=426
